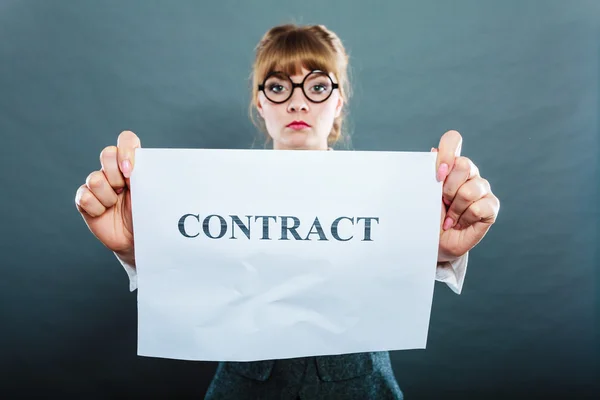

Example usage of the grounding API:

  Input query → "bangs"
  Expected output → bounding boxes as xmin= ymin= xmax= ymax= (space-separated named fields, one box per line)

xmin=255 ymin=29 xmax=338 ymax=81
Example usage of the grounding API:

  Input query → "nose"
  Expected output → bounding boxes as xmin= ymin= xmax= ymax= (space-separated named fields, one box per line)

xmin=287 ymin=86 xmax=309 ymax=113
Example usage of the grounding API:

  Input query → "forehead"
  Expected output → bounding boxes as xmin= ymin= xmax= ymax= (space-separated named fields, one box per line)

xmin=285 ymin=68 xmax=324 ymax=82
xmin=266 ymin=66 xmax=334 ymax=83
xmin=263 ymin=57 xmax=332 ymax=77
xmin=289 ymin=66 xmax=313 ymax=78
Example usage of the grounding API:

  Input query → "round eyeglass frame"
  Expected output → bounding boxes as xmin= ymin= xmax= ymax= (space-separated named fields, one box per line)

xmin=258 ymin=70 xmax=339 ymax=104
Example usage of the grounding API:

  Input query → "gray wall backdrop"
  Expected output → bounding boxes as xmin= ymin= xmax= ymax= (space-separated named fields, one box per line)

xmin=1 ymin=0 xmax=598 ymax=398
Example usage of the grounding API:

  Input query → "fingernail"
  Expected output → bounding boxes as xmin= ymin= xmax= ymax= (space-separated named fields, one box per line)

xmin=437 ymin=163 xmax=448 ymax=182
xmin=115 ymin=187 xmax=124 ymax=194
xmin=443 ymin=197 xmax=451 ymax=206
xmin=443 ymin=217 xmax=453 ymax=230
xmin=121 ymin=159 xmax=131 ymax=178
xmin=455 ymin=223 xmax=462 ymax=230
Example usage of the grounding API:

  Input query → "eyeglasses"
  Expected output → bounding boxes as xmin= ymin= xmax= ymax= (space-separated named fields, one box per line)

xmin=258 ymin=70 xmax=339 ymax=104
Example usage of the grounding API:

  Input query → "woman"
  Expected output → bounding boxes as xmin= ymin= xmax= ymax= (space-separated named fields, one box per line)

xmin=75 ymin=24 xmax=500 ymax=399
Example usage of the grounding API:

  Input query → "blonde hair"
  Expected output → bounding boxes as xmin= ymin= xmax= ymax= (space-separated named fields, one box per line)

xmin=249 ymin=24 xmax=352 ymax=147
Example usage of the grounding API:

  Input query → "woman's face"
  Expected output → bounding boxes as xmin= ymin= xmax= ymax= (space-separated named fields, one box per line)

xmin=256 ymin=67 xmax=343 ymax=150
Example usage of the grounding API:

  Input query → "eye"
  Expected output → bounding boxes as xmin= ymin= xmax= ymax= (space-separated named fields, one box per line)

xmin=309 ymin=82 xmax=329 ymax=93
xmin=268 ymin=84 xmax=286 ymax=93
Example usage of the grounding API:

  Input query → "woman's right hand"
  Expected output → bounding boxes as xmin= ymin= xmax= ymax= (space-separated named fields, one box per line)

xmin=75 ymin=131 xmax=141 ymax=267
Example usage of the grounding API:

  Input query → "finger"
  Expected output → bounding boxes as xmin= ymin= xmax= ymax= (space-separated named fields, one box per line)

xmin=117 ymin=130 xmax=141 ymax=180
xmin=442 ymin=156 xmax=480 ymax=206
xmin=455 ymin=193 xmax=499 ymax=230
xmin=75 ymin=184 xmax=107 ymax=218
xmin=443 ymin=177 xmax=489 ymax=230
xmin=431 ymin=147 xmax=455 ymax=205
xmin=100 ymin=146 xmax=126 ymax=193
xmin=86 ymin=170 xmax=119 ymax=208
xmin=432 ymin=148 xmax=453 ymax=205
xmin=436 ymin=130 xmax=463 ymax=182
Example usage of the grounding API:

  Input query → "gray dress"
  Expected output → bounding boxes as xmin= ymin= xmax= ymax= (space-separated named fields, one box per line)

xmin=205 ymin=351 xmax=404 ymax=399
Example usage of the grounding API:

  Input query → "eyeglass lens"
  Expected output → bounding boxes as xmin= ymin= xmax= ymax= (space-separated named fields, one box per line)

xmin=263 ymin=71 xmax=334 ymax=103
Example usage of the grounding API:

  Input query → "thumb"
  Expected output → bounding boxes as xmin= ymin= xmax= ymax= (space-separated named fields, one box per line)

xmin=433 ymin=146 xmax=450 ymax=218
xmin=117 ymin=130 xmax=142 ymax=185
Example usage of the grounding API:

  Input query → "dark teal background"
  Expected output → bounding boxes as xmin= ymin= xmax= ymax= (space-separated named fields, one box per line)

xmin=0 ymin=1 xmax=598 ymax=398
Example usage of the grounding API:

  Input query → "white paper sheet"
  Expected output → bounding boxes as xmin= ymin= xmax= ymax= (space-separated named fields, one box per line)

xmin=130 ymin=148 xmax=442 ymax=361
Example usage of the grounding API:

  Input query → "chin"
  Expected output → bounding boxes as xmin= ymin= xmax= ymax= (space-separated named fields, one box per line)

xmin=281 ymin=132 xmax=316 ymax=149
xmin=271 ymin=128 xmax=327 ymax=150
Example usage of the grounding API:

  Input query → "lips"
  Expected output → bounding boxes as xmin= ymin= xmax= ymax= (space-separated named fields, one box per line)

xmin=286 ymin=120 xmax=311 ymax=129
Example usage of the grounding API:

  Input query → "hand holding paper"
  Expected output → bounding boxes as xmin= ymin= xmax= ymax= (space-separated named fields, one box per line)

xmin=75 ymin=131 xmax=141 ymax=265
xmin=432 ymin=130 xmax=501 ymax=263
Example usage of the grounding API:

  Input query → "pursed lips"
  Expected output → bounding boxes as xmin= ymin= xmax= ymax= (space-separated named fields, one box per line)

xmin=286 ymin=120 xmax=311 ymax=129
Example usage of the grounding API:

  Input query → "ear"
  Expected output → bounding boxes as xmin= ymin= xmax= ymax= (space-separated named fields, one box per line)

xmin=334 ymin=96 xmax=344 ymax=118
xmin=256 ymin=94 xmax=265 ymax=119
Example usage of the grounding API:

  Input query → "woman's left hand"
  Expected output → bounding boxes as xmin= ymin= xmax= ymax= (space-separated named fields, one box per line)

xmin=433 ymin=130 xmax=500 ymax=263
